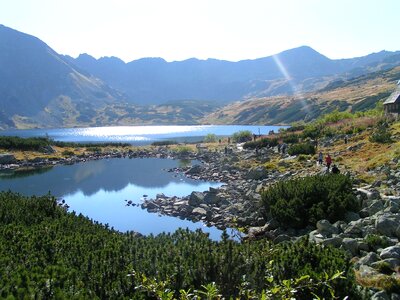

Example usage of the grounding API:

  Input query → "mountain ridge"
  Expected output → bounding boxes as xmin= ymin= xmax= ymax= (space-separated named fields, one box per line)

xmin=1 ymin=24 xmax=400 ymax=129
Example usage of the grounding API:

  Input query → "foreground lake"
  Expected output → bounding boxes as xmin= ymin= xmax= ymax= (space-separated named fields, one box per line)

xmin=0 ymin=157 xmax=226 ymax=240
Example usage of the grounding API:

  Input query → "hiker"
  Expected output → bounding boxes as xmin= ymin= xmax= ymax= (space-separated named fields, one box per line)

xmin=325 ymin=154 xmax=332 ymax=171
xmin=277 ymin=143 xmax=282 ymax=153
xmin=224 ymin=146 xmax=228 ymax=154
xmin=344 ymin=135 xmax=348 ymax=144
xmin=318 ymin=151 xmax=323 ymax=165
xmin=331 ymin=164 xmax=340 ymax=174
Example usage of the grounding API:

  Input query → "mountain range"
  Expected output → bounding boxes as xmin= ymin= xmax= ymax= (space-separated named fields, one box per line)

xmin=0 ymin=24 xmax=399 ymax=129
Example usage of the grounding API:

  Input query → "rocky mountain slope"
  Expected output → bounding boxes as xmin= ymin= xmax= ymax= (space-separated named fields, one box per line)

xmin=202 ymin=66 xmax=400 ymax=125
xmin=0 ymin=25 xmax=126 ymax=129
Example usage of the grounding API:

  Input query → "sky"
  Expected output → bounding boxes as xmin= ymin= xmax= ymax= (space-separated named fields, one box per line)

xmin=0 ymin=0 xmax=399 ymax=62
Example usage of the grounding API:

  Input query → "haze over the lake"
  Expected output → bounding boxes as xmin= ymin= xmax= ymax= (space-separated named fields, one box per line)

xmin=1 ymin=0 xmax=399 ymax=62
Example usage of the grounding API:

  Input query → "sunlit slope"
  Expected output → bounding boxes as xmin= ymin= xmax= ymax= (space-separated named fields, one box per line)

xmin=202 ymin=66 xmax=400 ymax=125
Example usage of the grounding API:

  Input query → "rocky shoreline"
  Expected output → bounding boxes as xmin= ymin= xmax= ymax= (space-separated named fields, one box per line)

xmin=2 ymin=144 xmax=400 ymax=298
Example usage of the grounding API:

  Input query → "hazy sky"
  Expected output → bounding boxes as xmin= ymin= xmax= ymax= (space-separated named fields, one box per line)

xmin=1 ymin=0 xmax=399 ymax=62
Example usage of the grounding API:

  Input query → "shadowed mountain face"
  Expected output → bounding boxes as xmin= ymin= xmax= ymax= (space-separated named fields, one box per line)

xmin=0 ymin=25 xmax=125 ymax=128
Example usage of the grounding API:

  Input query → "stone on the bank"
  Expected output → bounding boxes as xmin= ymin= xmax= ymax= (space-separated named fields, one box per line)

xmin=189 ymin=191 xmax=204 ymax=206
xmin=245 ymin=166 xmax=268 ymax=180
xmin=186 ymin=165 xmax=203 ymax=175
xmin=354 ymin=252 xmax=379 ymax=268
xmin=341 ymin=238 xmax=359 ymax=256
xmin=41 ymin=145 xmax=56 ymax=154
xmin=0 ymin=154 xmax=16 ymax=164
xmin=192 ymin=207 xmax=208 ymax=216
xmin=380 ymin=245 xmax=400 ymax=260
xmin=321 ymin=236 xmax=343 ymax=247
xmin=371 ymin=291 xmax=390 ymax=300
xmin=316 ymin=219 xmax=338 ymax=236
xmin=375 ymin=215 xmax=400 ymax=237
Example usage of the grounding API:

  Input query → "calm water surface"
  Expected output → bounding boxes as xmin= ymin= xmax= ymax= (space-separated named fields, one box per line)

xmin=0 ymin=158 xmax=225 ymax=240
xmin=0 ymin=125 xmax=286 ymax=145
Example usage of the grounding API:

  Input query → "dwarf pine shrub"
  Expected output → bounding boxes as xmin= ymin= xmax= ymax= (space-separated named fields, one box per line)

xmin=288 ymin=142 xmax=316 ymax=155
xmin=261 ymin=174 xmax=359 ymax=228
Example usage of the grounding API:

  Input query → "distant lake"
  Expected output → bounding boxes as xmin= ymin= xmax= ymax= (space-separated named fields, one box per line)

xmin=0 ymin=158 xmax=226 ymax=240
xmin=0 ymin=125 xmax=287 ymax=145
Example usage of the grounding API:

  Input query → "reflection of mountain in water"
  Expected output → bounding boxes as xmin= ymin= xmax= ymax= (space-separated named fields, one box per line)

xmin=0 ymin=166 xmax=53 ymax=179
xmin=0 ymin=158 xmax=204 ymax=197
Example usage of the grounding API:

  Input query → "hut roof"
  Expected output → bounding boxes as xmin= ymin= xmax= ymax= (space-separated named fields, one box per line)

xmin=383 ymin=85 xmax=400 ymax=105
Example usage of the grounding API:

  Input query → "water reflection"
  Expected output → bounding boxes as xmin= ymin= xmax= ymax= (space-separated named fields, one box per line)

xmin=0 ymin=158 xmax=208 ymax=197
xmin=0 ymin=158 xmax=224 ymax=239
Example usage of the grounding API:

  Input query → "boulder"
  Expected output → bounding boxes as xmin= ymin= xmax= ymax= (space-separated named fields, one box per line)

xmin=192 ymin=207 xmax=208 ymax=216
xmin=341 ymin=238 xmax=359 ymax=256
xmin=186 ymin=164 xmax=203 ymax=175
xmin=380 ymin=245 xmax=400 ymax=260
xmin=316 ymin=219 xmax=338 ymax=236
xmin=354 ymin=252 xmax=379 ymax=268
xmin=189 ymin=192 xmax=204 ymax=206
xmin=245 ymin=166 xmax=268 ymax=180
xmin=344 ymin=211 xmax=360 ymax=222
xmin=321 ymin=236 xmax=343 ymax=247
xmin=371 ymin=291 xmax=390 ymax=300
xmin=0 ymin=154 xmax=17 ymax=164
xmin=375 ymin=215 xmax=400 ymax=237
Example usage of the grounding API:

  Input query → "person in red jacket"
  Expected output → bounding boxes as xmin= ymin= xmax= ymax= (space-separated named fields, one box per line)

xmin=325 ymin=154 xmax=332 ymax=172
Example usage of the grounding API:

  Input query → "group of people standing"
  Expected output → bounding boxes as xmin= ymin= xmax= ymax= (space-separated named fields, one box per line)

xmin=318 ymin=151 xmax=339 ymax=174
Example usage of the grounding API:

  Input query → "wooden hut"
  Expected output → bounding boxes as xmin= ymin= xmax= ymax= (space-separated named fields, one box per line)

xmin=383 ymin=82 xmax=400 ymax=117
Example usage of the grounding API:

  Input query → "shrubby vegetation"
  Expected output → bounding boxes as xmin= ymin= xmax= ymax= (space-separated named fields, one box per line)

xmin=231 ymin=130 xmax=253 ymax=143
xmin=0 ymin=136 xmax=130 ymax=151
xmin=151 ymin=140 xmax=177 ymax=146
xmin=261 ymin=174 xmax=360 ymax=228
xmin=0 ymin=191 xmax=362 ymax=299
xmin=369 ymin=121 xmax=393 ymax=144
xmin=288 ymin=142 xmax=316 ymax=156
xmin=243 ymin=137 xmax=278 ymax=149
xmin=0 ymin=136 xmax=51 ymax=151
xmin=203 ymin=133 xmax=218 ymax=143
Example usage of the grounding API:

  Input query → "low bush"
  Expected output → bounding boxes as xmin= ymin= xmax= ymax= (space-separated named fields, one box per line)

xmin=151 ymin=140 xmax=177 ymax=146
xmin=288 ymin=143 xmax=316 ymax=156
xmin=243 ymin=137 xmax=278 ymax=149
xmin=281 ymin=133 xmax=300 ymax=144
xmin=231 ymin=130 xmax=253 ymax=143
xmin=261 ymin=174 xmax=359 ymax=228
xmin=203 ymin=133 xmax=217 ymax=143
xmin=369 ymin=123 xmax=393 ymax=144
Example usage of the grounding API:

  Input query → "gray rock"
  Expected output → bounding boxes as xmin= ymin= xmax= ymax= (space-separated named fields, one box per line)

xmin=380 ymin=245 xmax=400 ymax=260
xmin=381 ymin=258 xmax=400 ymax=270
xmin=321 ymin=236 xmax=343 ymax=247
xmin=341 ymin=238 xmax=359 ymax=256
xmin=0 ymin=154 xmax=17 ymax=164
xmin=189 ymin=191 xmax=204 ymax=206
xmin=344 ymin=211 xmax=360 ymax=222
xmin=185 ymin=164 xmax=203 ymax=175
xmin=371 ymin=291 xmax=390 ymax=300
xmin=192 ymin=207 xmax=208 ymax=216
xmin=375 ymin=215 xmax=400 ymax=237
xmin=245 ymin=166 xmax=268 ymax=180
xmin=391 ymin=293 xmax=400 ymax=300
xmin=355 ymin=252 xmax=380 ymax=268
xmin=41 ymin=145 xmax=56 ymax=154
xmin=204 ymin=192 xmax=220 ymax=205
xmin=316 ymin=219 xmax=338 ymax=236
